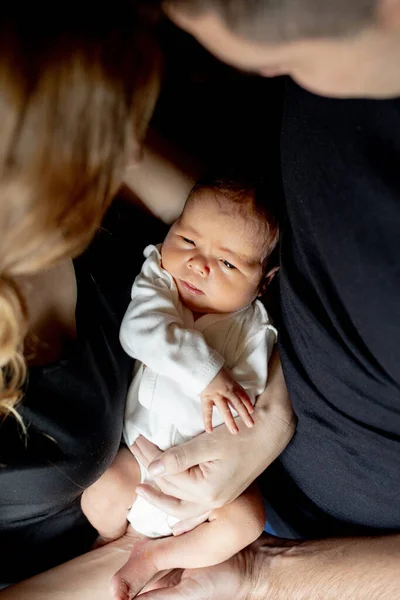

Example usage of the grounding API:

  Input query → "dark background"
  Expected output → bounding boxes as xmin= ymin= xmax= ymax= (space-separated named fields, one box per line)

xmin=153 ymin=21 xmax=284 ymax=177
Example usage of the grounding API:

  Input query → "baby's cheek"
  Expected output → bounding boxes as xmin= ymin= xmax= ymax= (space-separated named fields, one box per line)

xmin=160 ymin=245 xmax=175 ymax=274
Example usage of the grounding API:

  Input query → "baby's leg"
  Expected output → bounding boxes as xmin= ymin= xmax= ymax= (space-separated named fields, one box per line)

xmin=112 ymin=483 xmax=265 ymax=600
xmin=81 ymin=446 xmax=141 ymax=543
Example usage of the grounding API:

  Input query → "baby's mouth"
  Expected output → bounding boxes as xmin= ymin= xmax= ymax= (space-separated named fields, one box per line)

xmin=179 ymin=279 xmax=204 ymax=296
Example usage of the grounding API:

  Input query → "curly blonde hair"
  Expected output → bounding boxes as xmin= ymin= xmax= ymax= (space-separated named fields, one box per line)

xmin=0 ymin=2 xmax=161 ymax=420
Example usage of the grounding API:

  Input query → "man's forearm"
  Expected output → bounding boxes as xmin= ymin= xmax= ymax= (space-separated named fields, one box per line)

xmin=248 ymin=347 xmax=296 ymax=466
xmin=253 ymin=533 xmax=400 ymax=600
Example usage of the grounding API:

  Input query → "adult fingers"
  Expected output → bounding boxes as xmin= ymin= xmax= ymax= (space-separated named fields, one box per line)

xmin=130 ymin=436 xmax=163 ymax=469
xmin=135 ymin=484 xmax=211 ymax=521
xmin=140 ymin=570 xmax=184 ymax=594
xmin=138 ymin=571 xmax=215 ymax=600
xmin=147 ymin=435 xmax=220 ymax=478
xmin=139 ymin=562 xmax=247 ymax=600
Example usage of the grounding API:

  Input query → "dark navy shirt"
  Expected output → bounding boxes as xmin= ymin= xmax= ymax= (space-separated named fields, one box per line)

xmin=262 ymin=82 xmax=400 ymax=539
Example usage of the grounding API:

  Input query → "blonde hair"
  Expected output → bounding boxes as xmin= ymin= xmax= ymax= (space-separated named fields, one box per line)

xmin=0 ymin=2 xmax=161 ymax=420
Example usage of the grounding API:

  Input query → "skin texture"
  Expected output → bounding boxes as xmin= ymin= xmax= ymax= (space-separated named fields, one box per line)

xmin=165 ymin=1 xmax=400 ymax=98
xmin=117 ymin=533 xmax=400 ymax=600
xmin=112 ymin=483 xmax=265 ymax=600
xmin=161 ymin=191 xmax=271 ymax=315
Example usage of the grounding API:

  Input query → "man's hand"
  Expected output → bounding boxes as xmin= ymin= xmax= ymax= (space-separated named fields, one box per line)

xmin=129 ymin=535 xmax=295 ymax=600
xmin=123 ymin=536 xmax=269 ymax=600
xmin=119 ymin=532 xmax=400 ymax=600
xmin=136 ymin=560 xmax=251 ymax=600
xmin=200 ymin=366 xmax=254 ymax=434
xmin=130 ymin=351 xmax=294 ymax=531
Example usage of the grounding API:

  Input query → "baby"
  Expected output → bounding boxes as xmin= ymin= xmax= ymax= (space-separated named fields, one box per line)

xmin=81 ymin=176 xmax=280 ymax=599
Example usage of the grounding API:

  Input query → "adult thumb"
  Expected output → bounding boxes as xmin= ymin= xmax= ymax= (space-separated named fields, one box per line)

xmin=148 ymin=436 xmax=214 ymax=478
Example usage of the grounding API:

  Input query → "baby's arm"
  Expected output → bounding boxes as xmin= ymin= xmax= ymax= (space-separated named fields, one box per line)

xmin=120 ymin=249 xmax=224 ymax=395
xmin=201 ymin=321 xmax=278 ymax=434
xmin=112 ymin=483 xmax=265 ymax=600
xmin=81 ymin=448 xmax=142 ymax=544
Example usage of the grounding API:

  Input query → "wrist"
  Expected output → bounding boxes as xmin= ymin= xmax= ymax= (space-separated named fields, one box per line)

xmin=249 ymin=534 xmax=400 ymax=600
xmin=237 ymin=536 xmax=291 ymax=600
xmin=252 ymin=391 xmax=295 ymax=453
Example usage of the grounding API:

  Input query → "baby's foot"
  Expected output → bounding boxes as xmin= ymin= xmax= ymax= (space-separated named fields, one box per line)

xmin=111 ymin=539 xmax=158 ymax=600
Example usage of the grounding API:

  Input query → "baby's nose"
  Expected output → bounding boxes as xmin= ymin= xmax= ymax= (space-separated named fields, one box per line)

xmin=188 ymin=256 xmax=210 ymax=276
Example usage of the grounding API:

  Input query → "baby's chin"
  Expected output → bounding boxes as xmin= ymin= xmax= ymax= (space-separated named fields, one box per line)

xmin=179 ymin=294 xmax=210 ymax=315
xmin=179 ymin=294 xmax=242 ymax=317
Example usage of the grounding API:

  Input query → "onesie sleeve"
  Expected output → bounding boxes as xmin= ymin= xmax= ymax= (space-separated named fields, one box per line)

xmin=120 ymin=246 xmax=224 ymax=393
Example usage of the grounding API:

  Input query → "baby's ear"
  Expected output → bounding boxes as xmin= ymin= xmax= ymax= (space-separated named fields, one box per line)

xmin=258 ymin=265 xmax=280 ymax=296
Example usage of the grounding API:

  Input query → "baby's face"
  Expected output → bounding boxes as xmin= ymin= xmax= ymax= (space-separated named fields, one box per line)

xmin=161 ymin=191 xmax=267 ymax=315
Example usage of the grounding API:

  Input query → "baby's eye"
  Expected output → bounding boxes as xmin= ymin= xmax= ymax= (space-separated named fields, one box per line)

xmin=221 ymin=259 xmax=236 ymax=270
xmin=182 ymin=237 xmax=195 ymax=245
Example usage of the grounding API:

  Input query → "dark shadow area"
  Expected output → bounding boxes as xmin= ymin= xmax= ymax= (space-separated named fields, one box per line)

xmin=153 ymin=21 xmax=285 ymax=179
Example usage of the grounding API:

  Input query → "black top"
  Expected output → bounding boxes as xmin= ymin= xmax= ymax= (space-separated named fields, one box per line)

xmin=0 ymin=199 xmax=166 ymax=585
xmin=262 ymin=82 xmax=400 ymax=539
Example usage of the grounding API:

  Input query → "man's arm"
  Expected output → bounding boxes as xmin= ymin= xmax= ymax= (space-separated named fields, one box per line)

xmin=129 ymin=348 xmax=295 ymax=517
xmin=132 ymin=532 xmax=400 ymax=600
xmin=252 ymin=533 xmax=400 ymax=600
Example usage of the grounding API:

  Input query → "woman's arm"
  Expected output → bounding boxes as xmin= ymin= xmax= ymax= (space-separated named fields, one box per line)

xmin=0 ymin=531 xmax=140 ymax=600
xmin=130 ymin=348 xmax=296 ymax=521
xmin=123 ymin=131 xmax=203 ymax=223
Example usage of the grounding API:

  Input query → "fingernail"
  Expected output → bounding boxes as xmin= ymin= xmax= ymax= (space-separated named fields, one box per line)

xmin=148 ymin=459 xmax=165 ymax=477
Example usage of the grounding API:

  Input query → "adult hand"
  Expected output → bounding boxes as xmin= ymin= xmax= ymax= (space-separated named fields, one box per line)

xmin=133 ymin=532 xmax=400 ymax=600
xmin=132 ymin=349 xmax=295 ymax=524
xmin=133 ymin=535 xmax=295 ymax=600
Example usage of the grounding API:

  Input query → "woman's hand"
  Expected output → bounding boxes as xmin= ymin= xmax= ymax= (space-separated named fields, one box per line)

xmin=133 ymin=350 xmax=295 ymax=525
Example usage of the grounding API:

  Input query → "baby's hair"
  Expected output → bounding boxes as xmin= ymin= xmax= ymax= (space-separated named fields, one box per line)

xmin=187 ymin=173 xmax=281 ymax=279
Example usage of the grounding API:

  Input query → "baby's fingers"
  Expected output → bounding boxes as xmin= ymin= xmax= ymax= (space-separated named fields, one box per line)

xmin=214 ymin=397 xmax=238 ymax=435
xmin=229 ymin=393 xmax=255 ymax=429
xmin=201 ymin=398 xmax=214 ymax=433
xmin=235 ymin=386 xmax=254 ymax=415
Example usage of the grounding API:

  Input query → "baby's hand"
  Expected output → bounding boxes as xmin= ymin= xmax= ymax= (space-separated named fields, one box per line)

xmin=200 ymin=366 xmax=254 ymax=435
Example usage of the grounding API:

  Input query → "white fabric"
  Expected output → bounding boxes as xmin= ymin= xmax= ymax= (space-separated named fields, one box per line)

xmin=121 ymin=245 xmax=277 ymax=537
xmin=130 ymin=459 xmax=180 ymax=538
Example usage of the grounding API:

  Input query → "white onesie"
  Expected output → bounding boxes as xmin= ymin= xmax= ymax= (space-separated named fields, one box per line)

xmin=120 ymin=245 xmax=277 ymax=537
